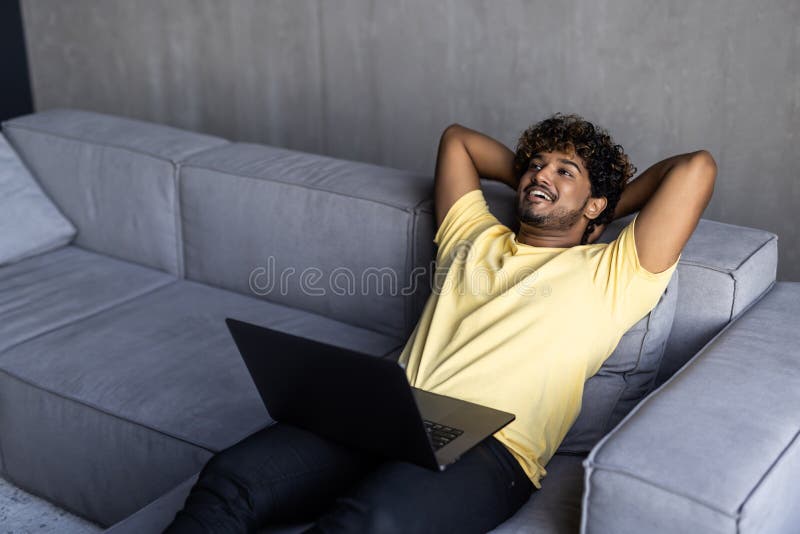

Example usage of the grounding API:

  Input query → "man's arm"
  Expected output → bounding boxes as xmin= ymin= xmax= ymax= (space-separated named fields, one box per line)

xmin=604 ymin=151 xmax=717 ymax=272
xmin=434 ymin=124 xmax=517 ymax=227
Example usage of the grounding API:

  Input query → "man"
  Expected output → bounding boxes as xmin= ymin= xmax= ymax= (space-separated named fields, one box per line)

xmin=166 ymin=113 xmax=716 ymax=533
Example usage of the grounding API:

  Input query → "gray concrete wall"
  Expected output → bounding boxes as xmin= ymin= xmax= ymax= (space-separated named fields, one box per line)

xmin=19 ymin=0 xmax=800 ymax=280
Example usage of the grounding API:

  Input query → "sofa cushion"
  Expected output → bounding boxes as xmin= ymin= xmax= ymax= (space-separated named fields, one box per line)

xmin=0 ymin=279 xmax=403 ymax=526
xmin=490 ymin=454 xmax=585 ymax=534
xmin=582 ymin=282 xmax=800 ymax=534
xmin=179 ymin=142 xmax=434 ymax=338
xmin=0 ymin=133 xmax=75 ymax=265
xmin=598 ymin=214 xmax=777 ymax=386
xmin=0 ymin=246 xmax=173 ymax=354
xmin=2 ymin=109 xmax=228 ymax=275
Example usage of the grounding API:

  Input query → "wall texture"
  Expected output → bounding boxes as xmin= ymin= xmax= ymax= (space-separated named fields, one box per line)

xmin=19 ymin=0 xmax=800 ymax=280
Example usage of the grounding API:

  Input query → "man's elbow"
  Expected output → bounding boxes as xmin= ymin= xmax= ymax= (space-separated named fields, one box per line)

xmin=689 ymin=150 xmax=718 ymax=183
xmin=442 ymin=123 xmax=463 ymax=140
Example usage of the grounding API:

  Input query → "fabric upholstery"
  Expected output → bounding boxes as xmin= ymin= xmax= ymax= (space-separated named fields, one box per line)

xmin=2 ymin=109 xmax=228 ymax=275
xmin=582 ymin=282 xmax=800 ymax=534
xmin=490 ymin=454 xmax=586 ymax=534
xmin=0 ymin=132 xmax=75 ymax=265
xmin=179 ymin=142 xmax=433 ymax=338
xmin=0 ymin=279 xmax=402 ymax=525
xmin=0 ymin=246 xmax=173 ymax=353
xmin=597 ymin=214 xmax=777 ymax=386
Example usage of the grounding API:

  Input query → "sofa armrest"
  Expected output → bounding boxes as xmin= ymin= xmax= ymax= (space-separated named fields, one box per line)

xmin=581 ymin=282 xmax=800 ymax=534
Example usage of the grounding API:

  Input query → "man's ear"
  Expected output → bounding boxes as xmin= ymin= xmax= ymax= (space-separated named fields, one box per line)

xmin=584 ymin=197 xmax=608 ymax=221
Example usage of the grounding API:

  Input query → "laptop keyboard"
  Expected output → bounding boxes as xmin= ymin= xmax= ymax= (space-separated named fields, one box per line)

xmin=423 ymin=420 xmax=464 ymax=450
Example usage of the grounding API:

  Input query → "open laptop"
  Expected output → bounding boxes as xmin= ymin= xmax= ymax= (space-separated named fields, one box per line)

xmin=225 ymin=318 xmax=515 ymax=471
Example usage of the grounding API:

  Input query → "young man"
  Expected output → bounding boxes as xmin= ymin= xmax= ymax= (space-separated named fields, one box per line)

xmin=166 ymin=113 xmax=716 ymax=533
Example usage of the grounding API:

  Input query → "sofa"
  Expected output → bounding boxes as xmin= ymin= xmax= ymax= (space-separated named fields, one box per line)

xmin=0 ymin=109 xmax=796 ymax=534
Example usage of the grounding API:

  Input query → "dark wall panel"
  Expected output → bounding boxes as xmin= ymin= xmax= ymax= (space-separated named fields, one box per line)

xmin=1 ymin=0 xmax=33 ymax=122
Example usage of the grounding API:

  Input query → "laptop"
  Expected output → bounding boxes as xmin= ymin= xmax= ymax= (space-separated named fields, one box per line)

xmin=225 ymin=318 xmax=515 ymax=471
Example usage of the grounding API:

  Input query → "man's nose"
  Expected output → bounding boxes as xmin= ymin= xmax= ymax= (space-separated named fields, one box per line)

xmin=534 ymin=166 xmax=554 ymax=187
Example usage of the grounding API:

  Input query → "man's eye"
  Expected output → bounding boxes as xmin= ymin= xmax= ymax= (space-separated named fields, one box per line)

xmin=559 ymin=168 xmax=572 ymax=177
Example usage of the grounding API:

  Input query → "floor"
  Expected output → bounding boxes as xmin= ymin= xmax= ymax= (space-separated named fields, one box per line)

xmin=0 ymin=477 xmax=101 ymax=534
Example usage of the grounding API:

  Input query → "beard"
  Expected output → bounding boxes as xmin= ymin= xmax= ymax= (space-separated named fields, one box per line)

xmin=517 ymin=194 xmax=589 ymax=231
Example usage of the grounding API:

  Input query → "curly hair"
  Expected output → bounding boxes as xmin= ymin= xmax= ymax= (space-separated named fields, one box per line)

xmin=512 ymin=113 xmax=636 ymax=245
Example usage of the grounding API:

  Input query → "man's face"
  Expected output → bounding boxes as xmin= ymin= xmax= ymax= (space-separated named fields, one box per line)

xmin=516 ymin=149 xmax=593 ymax=231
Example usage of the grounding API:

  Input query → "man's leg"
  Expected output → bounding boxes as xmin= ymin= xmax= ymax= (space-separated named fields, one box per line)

xmin=307 ymin=437 xmax=534 ymax=534
xmin=165 ymin=423 xmax=377 ymax=534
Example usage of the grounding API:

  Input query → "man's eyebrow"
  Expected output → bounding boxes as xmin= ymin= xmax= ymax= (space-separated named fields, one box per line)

xmin=558 ymin=159 xmax=583 ymax=175
xmin=530 ymin=153 xmax=583 ymax=175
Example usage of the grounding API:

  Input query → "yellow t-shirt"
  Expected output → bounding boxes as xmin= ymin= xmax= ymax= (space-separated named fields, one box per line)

xmin=398 ymin=189 xmax=679 ymax=488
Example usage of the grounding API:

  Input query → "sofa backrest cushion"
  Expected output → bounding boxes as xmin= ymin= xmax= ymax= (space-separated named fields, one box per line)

xmin=0 ymin=133 xmax=76 ymax=265
xmin=1 ymin=109 xmax=228 ymax=275
xmin=179 ymin=142 xmax=434 ymax=339
xmin=597 ymin=214 xmax=777 ymax=387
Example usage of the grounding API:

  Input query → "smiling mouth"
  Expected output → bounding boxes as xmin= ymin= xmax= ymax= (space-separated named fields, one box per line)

xmin=525 ymin=187 xmax=555 ymax=203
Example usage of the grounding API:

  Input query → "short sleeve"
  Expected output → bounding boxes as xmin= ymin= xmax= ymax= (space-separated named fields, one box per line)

xmin=590 ymin=214 xmax=680 ymax=329
xmin=434 ymin=189 xmax=500 ymax=266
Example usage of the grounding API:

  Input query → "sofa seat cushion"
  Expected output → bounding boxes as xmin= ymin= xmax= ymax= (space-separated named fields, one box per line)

xmin=491 ymin=454 xmax=585 ymax=534
xmin=0 ymin=246 xmax=174 ymax=353
xmin=0 ymin=280 xmax=403 ymax=526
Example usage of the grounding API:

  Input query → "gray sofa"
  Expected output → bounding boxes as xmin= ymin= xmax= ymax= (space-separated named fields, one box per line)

xmin=0 ymin=109 xmax=796 ymax=534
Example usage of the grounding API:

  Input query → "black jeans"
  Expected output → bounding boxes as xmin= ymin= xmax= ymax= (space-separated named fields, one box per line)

xmin=165 ymin=423 xmax=534 ymax=533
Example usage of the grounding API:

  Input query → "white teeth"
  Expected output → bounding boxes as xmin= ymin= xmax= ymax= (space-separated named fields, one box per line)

xmin=531 ymin=190 xmax=552 ymax=201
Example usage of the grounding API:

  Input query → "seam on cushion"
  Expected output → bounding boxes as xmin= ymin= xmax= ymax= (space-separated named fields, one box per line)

xmin=732 ymin=234 xmax=777 ymax=271
xmin=580 ymin=464 xmax=593 ymax=534
xmin=181 ymin=163 xmax=421 ymax=213
xmin=172 ymin=161 xmax=185 ymax=278
xmin=412 ymin=195 xmax=433 ymax=212
xmin=597 ymin=381 xmax=628 ymax=440
xmin=676 ymin=260 xmax=736 ymax=274
xmin=380 ymin=342 xmax=406 ymax=359
xmin=0 ymin=278 xmax=176 ymax=358
xmin=676 ymin=234 xmax=775 ymax=275
xmin=5 ymin=124 xmax=185 ymax=165
xmin=736 ymin=427 xmax=800 ymax=526
xmin=0 ymin=367 xmax=219 ymax=455
xmin=582 ymin=461 xmax=739 ymax=519
xmin=3 ymin=122 xmax=225 ymax=165
xmin=730 ymin=240 xmax=777 ymax=321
